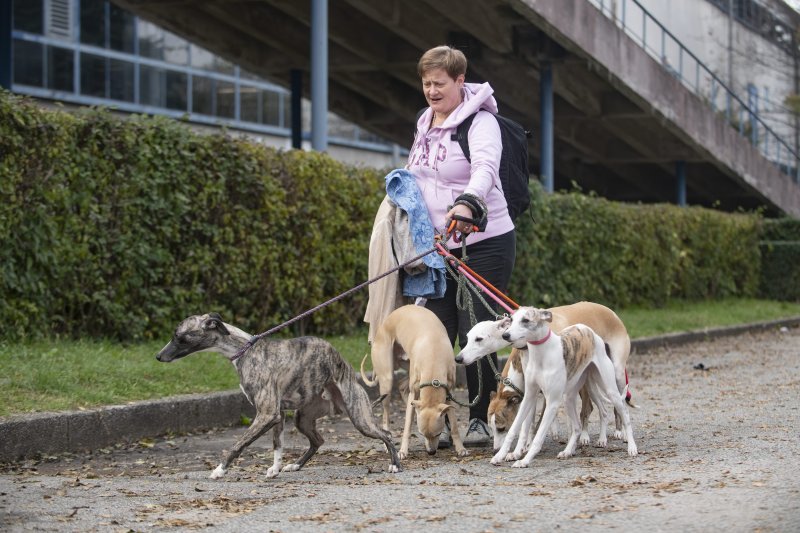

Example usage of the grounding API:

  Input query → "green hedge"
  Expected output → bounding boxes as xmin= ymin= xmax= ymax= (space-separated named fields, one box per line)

xmin=1 ymin=91 xmax=384 ymax=340
xmin=0 ymin=90 xmax=770 ymax=340
xmin=759 ymin=218 xmax=800 ymax=301
xmin=511 ymin=186 xmax=762 ymax=308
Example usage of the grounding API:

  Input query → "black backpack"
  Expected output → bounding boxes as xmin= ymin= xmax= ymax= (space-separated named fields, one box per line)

xmin=454 ymin=112 xmax=532 ymax=222
xmin=415 ymin=109 xmax=532 ymax=222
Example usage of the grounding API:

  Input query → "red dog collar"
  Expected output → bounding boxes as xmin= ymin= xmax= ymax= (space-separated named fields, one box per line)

xmin=528 ymin=329 xmax=552 ymax=346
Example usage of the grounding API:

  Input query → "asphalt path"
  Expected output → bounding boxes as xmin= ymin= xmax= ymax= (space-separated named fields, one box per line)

xmin=2 ymin=326 xmax=799 ymax=532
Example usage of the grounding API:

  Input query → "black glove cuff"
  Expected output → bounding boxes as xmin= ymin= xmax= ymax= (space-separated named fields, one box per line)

xmin=452 ymin=193 xmax=489 ymax=232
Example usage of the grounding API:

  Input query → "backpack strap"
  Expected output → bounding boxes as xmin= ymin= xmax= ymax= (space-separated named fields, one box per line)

xmin=452 ymin=112 xmax=478 ymax=162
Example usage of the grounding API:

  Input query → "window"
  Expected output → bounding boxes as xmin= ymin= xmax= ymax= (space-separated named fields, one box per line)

xmin=140 ymin=64 xmax=165 ymax=107
xmin=13 ymin=0 xmax=44 ymax=34
xmin=240 ymin=86 xmax=260 ymax=123
xmin=191 ymin=44 xmax=234 ymax=75
xmin=109 ymin=3 xmax=135 ymax=53
xmin=13 ymin=39 xmax=43 ymax=86
xmin=262 ymin=90 xmax=282 ymax=126
xmin=165 ymin=71 xmax=187 ymax=111
xmin=216 ymin=80 xmax=235 ymax=119
xmin=109 ymin=58 xmax=134 ymax=102
xmin=46 ymin=45 xmax=74 ymax=92
xmin=192 ymin=75 xmax=213 ymax=115
xmin=80 ymin=52 xmax=105 ymax=97
xmin=80 ymin=0 xmax=105 ymax=47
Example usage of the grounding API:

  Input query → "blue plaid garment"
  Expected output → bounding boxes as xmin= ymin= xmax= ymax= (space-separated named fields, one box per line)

xmin=384 ymin=169 xmax=447 ymax=299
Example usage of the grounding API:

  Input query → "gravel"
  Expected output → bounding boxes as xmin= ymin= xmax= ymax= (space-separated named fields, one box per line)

xmin=1 ymin=326 xmax=799 ymax=531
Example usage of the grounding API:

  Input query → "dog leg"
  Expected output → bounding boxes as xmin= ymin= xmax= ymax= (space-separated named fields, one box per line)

xmin=607 ymin=383 xmax=637 ymax=456
xmin=492 ymin=388 xmax=537 ymax=465
xmin=282 ymin=405 xmax=326 ymax=473
xmin=399 ymin=393 xmax=416 ymax=460
xmin=520 ymin=388 xmax=541 ymax=453
xmin=210 ymin=409 xmax=282 ymax=479
xmin=578 ymin=386 xmax=593 ymax=445
xmin=557 ymin=387 xmax=582 ymax=459
xmin=337 ymin=375 xmax=402 ymax=473
xmin=513 ymin=394 xmax=562 ymax=468
xmin=265 ymin=413 xmax=286 ymax=478
xmin=585 ymin=374 xmax=611 ymax=448
xmin=446 ymin=407 xmax=469 ymax=457
xmin=595 ymin=350 xmax=638 ymax=456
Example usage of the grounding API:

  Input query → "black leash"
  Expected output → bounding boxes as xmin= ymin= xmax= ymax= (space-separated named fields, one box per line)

xmin=231 ymin=245 xmax=439 ymax=361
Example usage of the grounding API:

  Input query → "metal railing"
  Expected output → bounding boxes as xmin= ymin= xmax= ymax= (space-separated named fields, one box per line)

xmin=588 ymin=0 xmax=800 ymax=182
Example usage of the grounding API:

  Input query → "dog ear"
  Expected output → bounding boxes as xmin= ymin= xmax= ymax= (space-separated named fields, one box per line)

xmin=436 ymin=403 xmax=452 ymax=416
xmin=489 ymin=390 xmax=497 ymax=400
xmin=509 ymin=395 xmax=521 ymax=405
xmin=540 ymin=310 xmax=553 ymax=323
xmin=203 ymin=314 xmax=230 ymax=335
xmin=410 ymin=399 xmax=422 ymax=409
xmin=497 ymin=316 xmax=511 ymax=329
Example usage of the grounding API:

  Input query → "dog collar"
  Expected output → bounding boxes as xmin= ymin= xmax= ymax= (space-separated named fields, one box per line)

xmin=528 ymin=329 xmax=552 ymax=345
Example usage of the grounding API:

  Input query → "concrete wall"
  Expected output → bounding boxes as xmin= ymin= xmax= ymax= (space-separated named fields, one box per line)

xmin=629 ymin=0 xmax=797 ymax=146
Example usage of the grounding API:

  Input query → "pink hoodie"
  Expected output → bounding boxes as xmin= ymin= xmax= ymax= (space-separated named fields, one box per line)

xmin=406 ymin=82 xmax=514 ymax=247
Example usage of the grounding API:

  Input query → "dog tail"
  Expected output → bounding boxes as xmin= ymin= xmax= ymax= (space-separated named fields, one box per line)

xmin=623 ymin=384 xmax=640 ymax=409
xmin=359 ymin=352 xmax=378 ymax=387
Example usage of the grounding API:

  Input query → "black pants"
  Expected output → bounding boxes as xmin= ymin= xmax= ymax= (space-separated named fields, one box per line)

xmin=425 ymin=230 xmax=516 ymax=422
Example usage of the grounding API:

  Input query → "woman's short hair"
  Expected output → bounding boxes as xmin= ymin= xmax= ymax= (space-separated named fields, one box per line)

xmin=417 ymin=45 xmax=467 ymax=79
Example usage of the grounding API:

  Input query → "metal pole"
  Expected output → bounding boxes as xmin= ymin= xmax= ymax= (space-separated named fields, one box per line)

xmin=540 ymin=61 xmax=554 ymax=193
xmin=676 ymin=161 xmax=687 ymax=207
xmin=310 ymin=0 xmax=328 ymax=151
xmin=290 ymin=68 xmax=303 ymax=149
xmin=0 ymin=0 xmax=12 ymax=89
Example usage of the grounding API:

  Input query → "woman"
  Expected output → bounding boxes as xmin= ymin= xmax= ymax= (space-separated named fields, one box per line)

xmin=407 ymin=45 xmax=516 ymax=447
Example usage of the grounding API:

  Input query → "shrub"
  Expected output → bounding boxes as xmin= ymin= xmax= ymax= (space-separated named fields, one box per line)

xmin=759 ymin=218 xmax=800 ymax=301
xmin=0 ymin=89 xmax=767 ymax=340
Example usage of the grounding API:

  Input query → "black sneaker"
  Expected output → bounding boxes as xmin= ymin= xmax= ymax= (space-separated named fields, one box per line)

xmin=463 ymin=418 xmax=492 ymax=447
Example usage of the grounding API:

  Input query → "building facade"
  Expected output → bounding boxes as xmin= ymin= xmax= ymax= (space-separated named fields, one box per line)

xmin=6 ymin=0 xmax=403 ymax=168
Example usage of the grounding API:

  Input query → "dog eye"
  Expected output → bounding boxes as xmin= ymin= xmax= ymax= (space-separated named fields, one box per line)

xmin=475 ymin=337 xmax=483 ymax=343
xmin=521 ymin=318 xmax=530 ymax=324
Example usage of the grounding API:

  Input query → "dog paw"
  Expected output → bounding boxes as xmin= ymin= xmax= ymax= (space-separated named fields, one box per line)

xmin=266 ymin=466 xmax=281 ymax=478
xmin=209 ymin=465 xmax=226 ymax=479
xmin=388 ymin=464 xmax=400 ymax=473
xmin=557 ymin=449 xmax=575 ymax=459
xmin=511 ymin=460 xmax=529 ymax=468
xmin=490 ymin=455 xmax=504 ymax=465
xmin=505 ymin=451 xmax=521 ymax=462
xmin=454 ymin=447 xmax=470 ymax=457
xmin=398 ymin=450 xmax=408 ymax=460
xmin=596 ymin=438 xmax=608 ymax=448
xmin=281 ymin=463 xmax=301 ymax=473
xmin=614 ymin=429 xmax=624 ymax=440
xmin=627 ymin=443 xmax=638 ymax=457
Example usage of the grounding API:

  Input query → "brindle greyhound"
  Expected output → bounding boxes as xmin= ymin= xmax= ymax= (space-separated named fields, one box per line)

xmin=156 ymin=313 xmax=402 ymax=478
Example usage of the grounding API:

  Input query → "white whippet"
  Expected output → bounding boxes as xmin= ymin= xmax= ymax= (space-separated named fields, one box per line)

xmin=490 ymin=307 xmax=637 ymax=467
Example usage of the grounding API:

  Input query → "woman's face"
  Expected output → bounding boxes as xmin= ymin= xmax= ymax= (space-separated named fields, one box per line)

xmin=421 ymin=68 xmax=464 ymax=117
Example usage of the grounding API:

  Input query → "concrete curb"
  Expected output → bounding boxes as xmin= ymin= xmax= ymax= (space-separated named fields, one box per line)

xmin=2 ymin=316 xmax=798 ymax=462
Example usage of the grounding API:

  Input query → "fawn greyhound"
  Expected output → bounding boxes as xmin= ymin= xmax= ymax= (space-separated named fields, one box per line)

xmin=361 ymin=305 xmax=468 ymax=458
xmin=156 ymin=313 xmax=401 ymax=478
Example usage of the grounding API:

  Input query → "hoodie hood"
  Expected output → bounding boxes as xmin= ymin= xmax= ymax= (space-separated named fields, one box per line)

xmin=417 ymin=82 xmax=498 ymax=132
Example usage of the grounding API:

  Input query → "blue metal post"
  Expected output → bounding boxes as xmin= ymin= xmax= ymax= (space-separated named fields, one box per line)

xmin=540 ymin=62 xmax=554 ymax=193
xmin=310 ymin=0 xmax=328 ymax=151
xmin=676 ymin=161 xmax=687 ymax=207
xmin=0 ymin=0 xmax=12 ymax=89
xmin=290 ymin=68 xmax=303 ymax=149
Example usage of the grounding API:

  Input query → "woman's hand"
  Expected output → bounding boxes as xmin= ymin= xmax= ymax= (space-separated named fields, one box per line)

xmin=446 ymin=203 xmax=476 ymax=234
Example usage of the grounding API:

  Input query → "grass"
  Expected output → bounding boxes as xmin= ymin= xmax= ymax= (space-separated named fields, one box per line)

xmin=1 ymin=297 xmax=799 ymax=418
